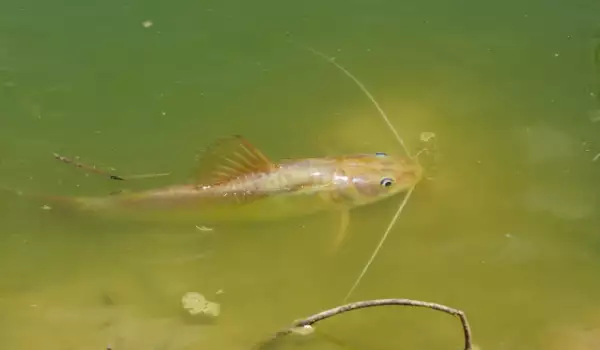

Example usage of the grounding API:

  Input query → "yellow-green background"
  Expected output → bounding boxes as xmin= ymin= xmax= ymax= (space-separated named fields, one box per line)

xmin=1 ymin=0 xmax=600 ymax=349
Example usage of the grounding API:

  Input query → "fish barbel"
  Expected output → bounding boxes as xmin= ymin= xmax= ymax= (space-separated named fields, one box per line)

xmin=65 ymin=135 xmax=423 ymax=224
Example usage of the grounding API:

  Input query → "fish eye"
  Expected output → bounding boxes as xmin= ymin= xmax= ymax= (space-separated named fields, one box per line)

xmin=380 ymin=177 xmax=394 ymax=188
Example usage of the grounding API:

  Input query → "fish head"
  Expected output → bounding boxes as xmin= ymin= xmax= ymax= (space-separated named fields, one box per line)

xmin=333 ymin=152 xmax=423 ymax=207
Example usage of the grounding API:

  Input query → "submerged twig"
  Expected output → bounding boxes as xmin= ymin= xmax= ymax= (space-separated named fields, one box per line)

xmin=254 ymin=298 xmax=473 ymax=350
xmin=52 ymin=153 xmax=170 ymax=181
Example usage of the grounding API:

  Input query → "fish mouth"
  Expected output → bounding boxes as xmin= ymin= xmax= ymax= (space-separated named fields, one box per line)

xmin=399 ymin=163 xmax=424 ymax=186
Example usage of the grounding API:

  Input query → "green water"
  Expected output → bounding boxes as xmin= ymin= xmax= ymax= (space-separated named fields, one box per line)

xmin=2 ymin=0 xmax=600 ymax=349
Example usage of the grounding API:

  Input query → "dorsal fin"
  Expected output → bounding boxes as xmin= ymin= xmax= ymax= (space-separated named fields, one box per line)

xmin=193 ymin=135 xmax=275 ymax=186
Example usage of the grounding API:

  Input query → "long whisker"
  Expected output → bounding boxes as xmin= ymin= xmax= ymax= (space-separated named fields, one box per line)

xmin=414 ymin=147 xmax=429 ymax=159
xmin=343 ymin=186 xmax=415 ymax=302
xmin=299 ymin=43 xmax=418 ymax=302
xmin=302 ymin=46 xmax=411 ymax=158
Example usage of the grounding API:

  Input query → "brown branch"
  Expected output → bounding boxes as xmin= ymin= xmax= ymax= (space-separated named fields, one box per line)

xmin=52 ymin=153 xmax=170 ymax=181
xmin=254 ymin=298 xmax=473 ymax=350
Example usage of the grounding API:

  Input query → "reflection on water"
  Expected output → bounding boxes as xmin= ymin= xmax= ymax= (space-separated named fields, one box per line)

xmin=1 ymin=0 xmax=600 ymax=349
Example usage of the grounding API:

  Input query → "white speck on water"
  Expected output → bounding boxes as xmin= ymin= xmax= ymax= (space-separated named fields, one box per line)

xmin=195 ymin=225 xmax=213 ymax=231
xmin=142 ymin=20 xmax=153 ymax=28
xmin=161 ymin=111 xmax=167 ymax=116
xmin=553 ymin=52 xmax=560 ymax=57
xmin=41 ymin=205 xmax=52 ymax=210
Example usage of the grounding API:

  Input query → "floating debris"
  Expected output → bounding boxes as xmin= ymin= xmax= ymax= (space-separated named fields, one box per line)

xmin=181 ymin=292 xmax=220 ymax=317
xmin=195 ymin=225 xmax=214 ymax=232
xmin=142 ymin=20 xmax=153 ymax=28
xmin=420 ymin=131 xmax=436 ymax=142
xmin=41 ymin=205 xmax=52 ymax=210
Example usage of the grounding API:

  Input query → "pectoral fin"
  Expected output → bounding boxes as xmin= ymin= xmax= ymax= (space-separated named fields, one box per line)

xmin=331 ymin=209 xmax=350 ymax=252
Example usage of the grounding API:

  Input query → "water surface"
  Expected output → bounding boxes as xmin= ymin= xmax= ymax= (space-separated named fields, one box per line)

xmin=1 ymin=0 xmax=600 ymax=349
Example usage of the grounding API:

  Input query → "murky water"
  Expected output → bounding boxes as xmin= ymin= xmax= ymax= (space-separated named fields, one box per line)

xmin=1 ymin=0 xmax=600 ymax=349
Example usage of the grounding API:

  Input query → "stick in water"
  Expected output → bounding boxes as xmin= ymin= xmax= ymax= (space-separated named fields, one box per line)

xmin=253 ymin=298 xmax=473 ymax=350
xmin=302 ymin=45 xmax=417 ymax=302
xmin=52 ymin=153 xmax=170 ymax=181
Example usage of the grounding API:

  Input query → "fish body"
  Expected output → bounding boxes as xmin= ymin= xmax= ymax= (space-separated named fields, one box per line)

xmin=5 ymin=135 xmax=423 ymax=249
xmin=71 ymin=151 xmax=423 ymax=223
